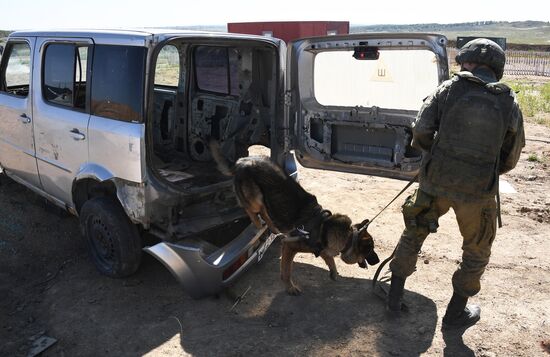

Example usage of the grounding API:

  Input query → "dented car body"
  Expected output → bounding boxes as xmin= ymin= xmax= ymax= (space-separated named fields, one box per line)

xmin=0 ymin=29 xmax=448 ymax=297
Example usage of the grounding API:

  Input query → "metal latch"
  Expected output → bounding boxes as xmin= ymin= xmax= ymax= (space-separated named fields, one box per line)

xmin=284 ymin=91 xmax=293 ymax=107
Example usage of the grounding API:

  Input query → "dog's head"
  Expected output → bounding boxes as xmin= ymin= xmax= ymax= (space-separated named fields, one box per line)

xmin=340 ymin=218 xmax=380 ymax=268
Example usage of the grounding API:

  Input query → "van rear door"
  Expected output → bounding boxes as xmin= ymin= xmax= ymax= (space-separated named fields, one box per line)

xmin=286 ymin=33 xmax=448 ymax=180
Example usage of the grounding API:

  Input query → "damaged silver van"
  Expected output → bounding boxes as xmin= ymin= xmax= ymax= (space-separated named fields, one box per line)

xmin=0 ymin=29 xmax=448 ymax=298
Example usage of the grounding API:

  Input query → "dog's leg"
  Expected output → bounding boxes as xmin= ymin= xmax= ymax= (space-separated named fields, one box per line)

xmin=245 ymin=208 xmax=263 ymax=229
xmin=281 ymin=241 xmax=301 ymax=295
xmin=240 ymin=183 xmax=266 ymax=230
xmin=320 ymin=253 xmax=339 ymax=281
xmin=259 ymin=204 xmax=280 ymax=234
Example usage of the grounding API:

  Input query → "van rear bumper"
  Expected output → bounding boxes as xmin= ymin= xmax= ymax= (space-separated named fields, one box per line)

xmin=144 ymin=224 xmax=276 ymax=298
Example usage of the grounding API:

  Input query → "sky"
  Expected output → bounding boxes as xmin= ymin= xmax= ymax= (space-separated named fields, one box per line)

xmin=0 ymin=0 xmax=549 ymax=30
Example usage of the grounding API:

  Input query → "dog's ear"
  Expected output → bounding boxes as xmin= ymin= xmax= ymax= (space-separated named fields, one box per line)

xmin=358 ymin=228 xmax=374 ymax=243
xmin=353 ymin=218 xmax=370 ymax=229
xmin=357 ymin=231 xmax=379 ymax=265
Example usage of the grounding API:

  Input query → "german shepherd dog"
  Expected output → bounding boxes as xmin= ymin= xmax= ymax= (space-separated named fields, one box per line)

xmin=210 ymin=142 xmax=380 ymax=295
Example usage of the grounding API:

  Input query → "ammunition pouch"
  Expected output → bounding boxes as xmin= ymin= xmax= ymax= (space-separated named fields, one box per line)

xmin=402 ymin=189 xmax=439 ymax=233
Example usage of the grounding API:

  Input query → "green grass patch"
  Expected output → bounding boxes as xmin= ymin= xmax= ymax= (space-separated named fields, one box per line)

xmin=504 ymin=79 xmax=550 ymax=124
xmin=534 ymin=116 xmax=550 ymax=127
xmin=527 ymin=153 xmax=541 ymax=162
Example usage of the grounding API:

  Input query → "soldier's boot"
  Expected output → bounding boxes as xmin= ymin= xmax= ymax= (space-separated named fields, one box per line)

xmin=386 ymin=275 xmax=407 ymax=315
xmin=442 ymin=292 xmax=481 ymax=330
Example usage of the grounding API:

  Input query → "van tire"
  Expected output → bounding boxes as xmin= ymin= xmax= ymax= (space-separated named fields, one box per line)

xmin=80 ymin=196 xmax=142 ymax=278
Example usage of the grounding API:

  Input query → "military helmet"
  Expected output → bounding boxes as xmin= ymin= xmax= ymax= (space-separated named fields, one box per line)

xmin=455 ymin=38 xmax=506 ymax=80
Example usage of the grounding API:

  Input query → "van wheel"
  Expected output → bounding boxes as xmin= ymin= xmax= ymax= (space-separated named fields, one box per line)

xmin=80 ymin=196 xmax=142 ymax=278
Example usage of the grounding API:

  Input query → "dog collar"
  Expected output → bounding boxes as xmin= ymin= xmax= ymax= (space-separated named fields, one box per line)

xmin=341 ymin=227 xmax=359 ymax=254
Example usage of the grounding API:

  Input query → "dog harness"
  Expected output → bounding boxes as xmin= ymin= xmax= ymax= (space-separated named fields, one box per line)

xmin=287 ymin=205 xmax=332 ymax=257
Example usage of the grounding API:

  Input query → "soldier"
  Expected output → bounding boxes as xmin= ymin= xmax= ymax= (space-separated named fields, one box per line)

xmin=386 ymin=39 xmax=525 ymax=330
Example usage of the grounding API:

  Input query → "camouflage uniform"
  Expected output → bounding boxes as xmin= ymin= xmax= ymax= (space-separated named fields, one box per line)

xmin=389 ymin=66 xmax=525 ymax=298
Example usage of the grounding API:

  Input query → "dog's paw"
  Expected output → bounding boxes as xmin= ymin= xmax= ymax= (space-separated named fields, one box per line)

xmin=286 ymin=284 xmax=302 ymax=296
xmin=329 ymin=270 xmax=339 ymax=281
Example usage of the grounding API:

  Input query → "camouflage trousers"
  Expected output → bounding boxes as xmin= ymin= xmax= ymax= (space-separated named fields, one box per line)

xmin=389 ymin=189 xmax=497 ymax=297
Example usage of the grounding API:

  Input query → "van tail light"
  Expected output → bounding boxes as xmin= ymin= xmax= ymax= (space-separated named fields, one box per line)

xmin=223 ymin=252 xmax=249 ymax=280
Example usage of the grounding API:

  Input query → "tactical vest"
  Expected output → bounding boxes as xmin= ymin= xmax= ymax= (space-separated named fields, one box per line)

xmin=422 ymin=74 xmax=514 ymax=200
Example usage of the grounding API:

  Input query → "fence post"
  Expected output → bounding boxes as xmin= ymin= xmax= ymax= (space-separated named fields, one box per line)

xmin=446 ymin=47 xmax=550 ymax=77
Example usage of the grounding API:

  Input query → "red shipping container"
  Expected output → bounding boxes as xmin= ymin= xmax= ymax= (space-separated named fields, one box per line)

xmin=227 ymin=21 xmax=349 ymax=43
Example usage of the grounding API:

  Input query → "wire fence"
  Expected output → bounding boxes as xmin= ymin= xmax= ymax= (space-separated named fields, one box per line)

xmin=447 ymin=47 xmax=550 ymax=77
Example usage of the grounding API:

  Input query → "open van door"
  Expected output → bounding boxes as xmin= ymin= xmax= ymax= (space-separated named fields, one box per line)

xmin=286 ymin=33 xmax=448 ymax=180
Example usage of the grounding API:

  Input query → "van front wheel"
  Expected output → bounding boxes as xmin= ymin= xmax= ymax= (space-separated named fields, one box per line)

xmin=80 ymin=196 xmax=142 ymax=278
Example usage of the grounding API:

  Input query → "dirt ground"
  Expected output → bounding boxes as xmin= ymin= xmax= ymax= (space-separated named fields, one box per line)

xmin=1 ymin=121 xmax=549 ymax=357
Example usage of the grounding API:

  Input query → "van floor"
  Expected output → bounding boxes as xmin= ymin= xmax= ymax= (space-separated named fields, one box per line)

xmin=153 ymin=156 xmax=230 ymax=189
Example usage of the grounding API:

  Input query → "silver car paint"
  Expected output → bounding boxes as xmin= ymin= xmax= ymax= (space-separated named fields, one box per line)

xmin=1 ymin=31 xmax=153 ymax=220
xmin=0 ymin=37 xmax=41 ymax=188
xmin=287 ymin=33 xmax=449 ymax=180
xmin=87 ymin=117 xmax=146 ymax=184
xmin=144 ymin=225 xmax=274 ymax=299
xmin=0 ymin=29 xmax=286 ymax=298
xmin=11 ymin=29 xmax=151 ymax=47
xmin=74 ymin=162 xmax=116 ymax=182
xmin=5 ymin=29 xmax=442 ymax=297
xmin=33 ymin=38 xmax=92 ymax=204
xmin=72 ymin=162 xmax=148 ymax=225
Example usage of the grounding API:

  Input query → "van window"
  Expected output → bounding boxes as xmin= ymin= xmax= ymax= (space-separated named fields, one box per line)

xmin=91 ymin=45 xmax=146 ymax=122
xmin=155 ymin=45 xmax=180 ymax=87
xmin=194 ymin=46 xmax=240 ymax=95
xmin=43 ymin=43 xmax=88 ymax=109
xmin=0 ymin=42 xmax=31 ymax=97
xmin=314 ymin=49 xmax=439 ymax=111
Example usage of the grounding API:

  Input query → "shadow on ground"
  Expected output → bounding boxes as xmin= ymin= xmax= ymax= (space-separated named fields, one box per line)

xmin=1 ymin=176 xmax=439 ymax=356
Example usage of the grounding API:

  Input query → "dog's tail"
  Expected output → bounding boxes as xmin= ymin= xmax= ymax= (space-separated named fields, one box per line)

xmin=209 ymin=140 xmax=234 ymax=176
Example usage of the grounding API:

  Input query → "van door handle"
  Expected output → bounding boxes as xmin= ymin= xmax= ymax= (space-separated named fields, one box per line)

xmin=19 ymin=113 xmax=31 ymax=124
xmin=69 ymin=128 xmax=86 ymax=141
